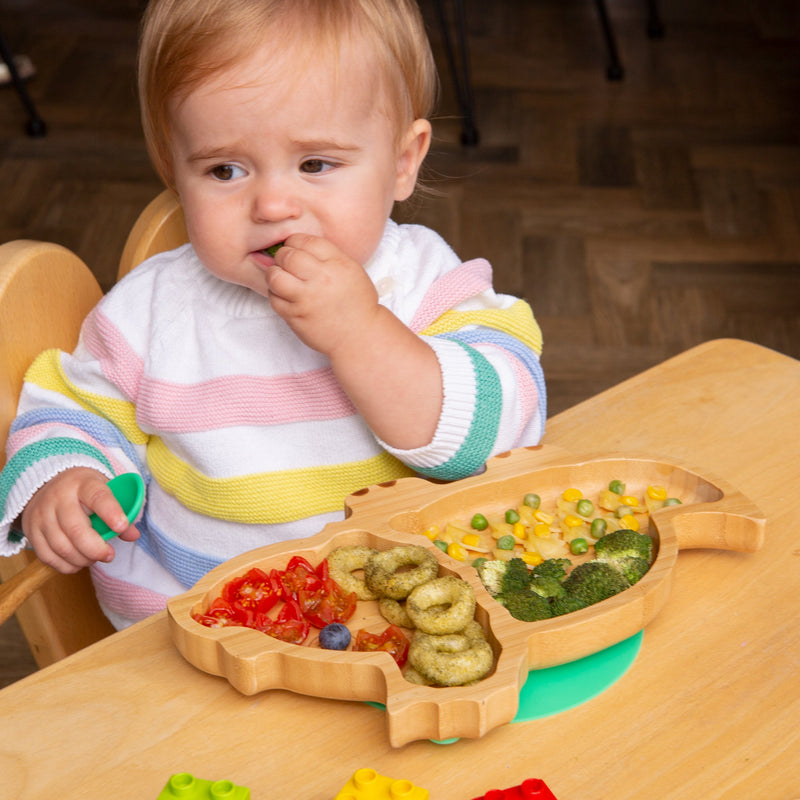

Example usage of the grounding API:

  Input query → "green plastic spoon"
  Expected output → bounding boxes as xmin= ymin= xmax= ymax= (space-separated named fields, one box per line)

xmin=90 ymin=472 xmax=145 ymax=540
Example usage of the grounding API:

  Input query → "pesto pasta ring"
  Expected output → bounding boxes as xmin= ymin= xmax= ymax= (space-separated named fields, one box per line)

xmin=327 ymin=545 xmax=380 ymax=601
xmin=408 ymin=630 xmax=494 ymax=687
xmin=405 ymin=575 xmax=476 ymax=635
xmin=363 ymin=544 xmax=439 ymax=600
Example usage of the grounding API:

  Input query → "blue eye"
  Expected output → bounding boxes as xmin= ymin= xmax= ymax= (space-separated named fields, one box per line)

xmin=210 ymin=164 xmax=245 ymax=181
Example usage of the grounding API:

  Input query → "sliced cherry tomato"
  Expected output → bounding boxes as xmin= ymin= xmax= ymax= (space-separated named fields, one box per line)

xmin=354 ymin=624 xmax=410 ymax=668
xmin=192 ymin=597 xmax=251 ymax=628
xmin=221 ymin=567 xmax=280 ymax=618
xmin=278 ymin=556 xmax=323 ymax=601
xmin=298 ymin=577 xmax=358 ymax=629
xmin=257 ymin=598 xmax=310 ymax=644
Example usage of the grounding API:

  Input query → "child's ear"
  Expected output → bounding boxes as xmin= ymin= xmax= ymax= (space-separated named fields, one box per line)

xmin=394 ymin=118 xmax=432 ymax=202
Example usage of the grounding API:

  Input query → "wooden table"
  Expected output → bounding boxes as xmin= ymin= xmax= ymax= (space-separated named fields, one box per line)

xmin=1 ymin=339 xmax=798 ymax=799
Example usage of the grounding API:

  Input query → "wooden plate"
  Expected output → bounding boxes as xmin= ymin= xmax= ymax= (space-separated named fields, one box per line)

xmin=168 ymin=445 xmax=765 ymax=747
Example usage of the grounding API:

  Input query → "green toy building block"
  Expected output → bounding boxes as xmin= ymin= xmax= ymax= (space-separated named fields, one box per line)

xmin=334 ymin=768 xmax=429 ymax=800
xmin=158 ymin=772 xmax=250 ymax=799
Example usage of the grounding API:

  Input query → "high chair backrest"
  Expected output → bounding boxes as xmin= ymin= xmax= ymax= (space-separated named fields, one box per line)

xmin=0 ymin=190 xmax=187 ymax=668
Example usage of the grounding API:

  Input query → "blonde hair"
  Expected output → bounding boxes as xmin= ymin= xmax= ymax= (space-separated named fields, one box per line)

xmin=138 ymin=0 xmax=438 ymax=187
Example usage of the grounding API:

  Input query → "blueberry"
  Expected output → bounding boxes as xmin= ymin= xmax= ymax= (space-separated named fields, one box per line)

xmin=318 ymin=623 xmax=351 ymax=650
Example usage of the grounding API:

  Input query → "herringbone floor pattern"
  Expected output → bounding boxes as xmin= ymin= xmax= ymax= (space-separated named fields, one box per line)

xmin=1 ymin=0 xmax=798 ymax=684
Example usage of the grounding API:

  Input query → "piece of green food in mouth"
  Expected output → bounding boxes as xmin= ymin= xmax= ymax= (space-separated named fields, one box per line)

xmin=264 ymin=242 xmax=284 ymax=257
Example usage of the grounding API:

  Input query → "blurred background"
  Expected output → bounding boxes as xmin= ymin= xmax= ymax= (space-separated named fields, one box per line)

xmin=1 ymin=0 xmax=799 ymax=684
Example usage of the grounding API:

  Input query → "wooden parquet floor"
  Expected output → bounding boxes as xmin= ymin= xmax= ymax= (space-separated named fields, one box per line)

xmin=1 ymin=0 xmax=799 ymax=683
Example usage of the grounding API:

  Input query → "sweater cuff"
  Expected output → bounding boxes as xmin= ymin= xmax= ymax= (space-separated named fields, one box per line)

xmin=378 ymin=337 xmax=492 ymax=478
xmin=1 ymin=444 xmax=114 ymax=556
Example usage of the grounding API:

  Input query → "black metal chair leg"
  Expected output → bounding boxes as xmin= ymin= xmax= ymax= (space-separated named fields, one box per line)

xmin=0 ymin=27 xmax=47 ymax=137
xmin=432 ymin=0 xmax=479 ymax=146
xmin=646 ymin=0 xmax=665 ymax=39
xmin=593 ymin=0 xmax=624 ymax=81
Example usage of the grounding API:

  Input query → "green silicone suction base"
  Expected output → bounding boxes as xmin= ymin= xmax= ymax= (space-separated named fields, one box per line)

xmin=513 ymin=630 xmax=644 ymax=723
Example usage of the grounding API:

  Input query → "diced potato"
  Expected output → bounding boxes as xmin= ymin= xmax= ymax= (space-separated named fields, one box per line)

xmin=598 ymin=490 xmax=622 ymax=512
xmin=445 ymin=521 xmax=473 ymax=541
xmin=530 ymin=535 xmax=570 ymax=559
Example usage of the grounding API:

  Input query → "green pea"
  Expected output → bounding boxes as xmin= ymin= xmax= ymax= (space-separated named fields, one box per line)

xmin=663 ymin=497 xmax=682 ymax=506
xmin=496 ymin=534 xmax=515 ymax=550
xmin=569 ymin=537 xmax=589 ymax=555
xmin=433 ymin=539 xmax=449 ymax=552
xmin=523 ymin=493 xmax=541 ymax=509
xmin=472 ymin=557 xmax=488 ymax=570
xmin=265 ymin=242 xmax=284 ymax=256
xmin=576 ymin=498 xmax=594 ymax=517
xmin=615 ymin=505 xmax=634 ymax=519
xmin=505 ymin=509 xmax=520 ymax=525
xmin=471 ymin=513 xmax=489 ymax=531
xmin=590 ymin=518 xmax=607 ymax=538
xmin=609 ymin=479 xmax=626 ymax=495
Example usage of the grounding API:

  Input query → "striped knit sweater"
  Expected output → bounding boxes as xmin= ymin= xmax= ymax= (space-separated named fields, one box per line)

xmin=1 ymin=220 xmax=545 ymax=628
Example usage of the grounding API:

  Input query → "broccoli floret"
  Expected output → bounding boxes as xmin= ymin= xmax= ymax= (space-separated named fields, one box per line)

xmin=594 ymin=530 xmax=653 ymax=564
xmin=614 ymin=556 xmax=651 ymax=585
xmin=549 ymin=594 xmax=588 ymax=617
xmin=561 ymin=561 xmax=630 ymax=606
xmin=501 ymin=591 xmax=553 ymax=622
xmin=500 ymin=557 xmax=533 ymax=595
xmin=531 ymin=558 xmax=571 ymax=582
xmin=477 ymin=559 xmax=508 ymax=596
xmin=530 ymin=575 xmax=566 ymax=599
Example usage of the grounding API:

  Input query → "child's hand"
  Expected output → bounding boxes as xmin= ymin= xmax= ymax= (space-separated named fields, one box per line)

xmin=21 ymin=467 xmax=140 ymax=573
xmin=266 ymin=233 xmax=444 ymax=450
xmin=265 ymin=234 xmax=380 ymax=356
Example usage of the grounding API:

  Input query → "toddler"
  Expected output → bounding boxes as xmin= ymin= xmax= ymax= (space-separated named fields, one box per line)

xmin=0 ymin=0 xmax=546 ymax=629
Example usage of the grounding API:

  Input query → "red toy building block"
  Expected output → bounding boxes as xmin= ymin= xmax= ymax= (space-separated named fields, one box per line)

xmin=470 ymin=777 xmax=558 ymax=800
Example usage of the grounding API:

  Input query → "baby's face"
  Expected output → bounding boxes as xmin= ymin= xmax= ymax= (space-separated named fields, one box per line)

xmin=167 ymin=39 xmax=427 ymax=296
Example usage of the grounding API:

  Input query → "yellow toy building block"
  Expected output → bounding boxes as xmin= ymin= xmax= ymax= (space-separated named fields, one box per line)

xmin=334 ymin=768 xmax=429 ymax=800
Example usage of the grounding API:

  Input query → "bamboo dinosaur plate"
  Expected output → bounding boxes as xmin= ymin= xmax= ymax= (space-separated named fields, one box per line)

xmin=167 ymin=445 xmax=765 ymax=747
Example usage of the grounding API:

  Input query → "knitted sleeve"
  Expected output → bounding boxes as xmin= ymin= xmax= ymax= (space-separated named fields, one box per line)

xmin=0 ymin=306 xmax=149 ymax=556
xmin=379 ymin=257 xmax=546 ymax=481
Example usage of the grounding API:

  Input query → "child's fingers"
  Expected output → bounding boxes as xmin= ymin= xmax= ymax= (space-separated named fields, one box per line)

xmin=118 ymin=523 xmax=141 ymax=543
xmin=79 ymin=479 xmax=131 ymax=537
xmin=54 ymin=502 xmax=116 ymax=566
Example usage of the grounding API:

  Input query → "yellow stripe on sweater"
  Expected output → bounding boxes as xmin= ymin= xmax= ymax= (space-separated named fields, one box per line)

xmin=420 ymin=299 xmax=543 ymax=355
xmin=25 ymin=349 xmax=148 ymax=444
xmin=146 ymin=436 xmax=416 ymax=524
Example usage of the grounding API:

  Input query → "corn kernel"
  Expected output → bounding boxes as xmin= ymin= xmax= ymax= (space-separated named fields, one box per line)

xmin=620 ymin=495 xmax=640 ymax=507
xmin=619 ymin=513 xmax=639 ymax=531
xmin=533 ymin=523 xmax=551 ymax=538
xmin=647 ymin=485 xmax=668 ymax=501
xmin=446 ymin=542 xmax=468 ymax=561
xmin=563 ymin=514 xmax=585 ymax=528
xmin=461 ymin=533 xmax=482 ymax=548
xmin=521 ymin=551 xmax=544 ymax=566
xmin=422 ymin=526 xmax=439 ymax=540
xmin=533 ymin=509 xmax=554 ymax=525
xmin=562 ymin=487 xmax=583 ymax=502
xmin=512 ymin=521 xmax=527 ymax=539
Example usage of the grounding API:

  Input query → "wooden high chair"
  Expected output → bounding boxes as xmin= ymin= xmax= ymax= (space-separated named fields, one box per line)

xmin=0 ymin=190 xmax=186 ymax=667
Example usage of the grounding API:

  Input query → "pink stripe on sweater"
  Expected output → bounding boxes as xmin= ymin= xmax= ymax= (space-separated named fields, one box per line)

xmin=83 ymin=306 xmax=357 ymax=432
xmin=135 ymin=367 xmax=356 ymax=432
xmin=82 ymin=307 xmax=143 ymax=401
xmin=409 ymin=258 xmax=493 ymax=333
xmin=90 ymin=565 xmax=170 ymax=622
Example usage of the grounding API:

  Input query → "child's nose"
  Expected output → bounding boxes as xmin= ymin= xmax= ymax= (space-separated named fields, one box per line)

xmin=250 ymin=175 xmax=301 ymax=222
